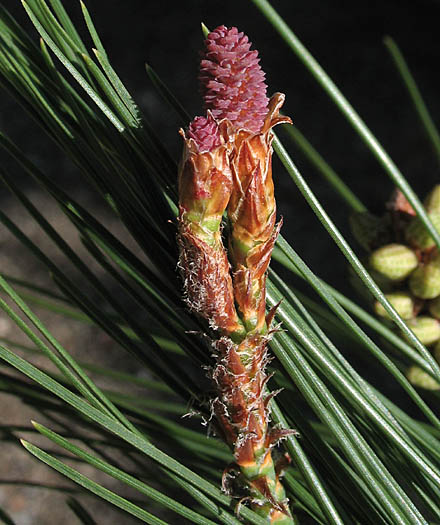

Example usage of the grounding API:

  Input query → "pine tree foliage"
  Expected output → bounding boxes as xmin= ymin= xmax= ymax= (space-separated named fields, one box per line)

xmin=0 ymin=1 xmax=440 ymax=523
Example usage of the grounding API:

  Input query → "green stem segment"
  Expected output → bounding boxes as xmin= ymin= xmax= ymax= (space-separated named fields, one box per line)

xmin=213 ymin=332 xmax=295 ymax=523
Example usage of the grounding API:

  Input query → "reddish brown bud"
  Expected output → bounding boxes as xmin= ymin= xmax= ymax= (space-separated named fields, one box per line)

xmin=229 ymin=94 xmax=291 ymax=243
xmin=178 ymin=117 xmax=233 ymax=241
xmin=228 ymin=93 xmax=292 ymax=331
xmin=178 ymin=117 xmax=245 ymax=336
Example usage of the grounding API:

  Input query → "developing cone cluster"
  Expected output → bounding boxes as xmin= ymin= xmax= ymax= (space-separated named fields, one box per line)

xmin=350 ymin=186 xmax=440 ymax=389
xmin=177 ymin=26 xmax=295 ymax=523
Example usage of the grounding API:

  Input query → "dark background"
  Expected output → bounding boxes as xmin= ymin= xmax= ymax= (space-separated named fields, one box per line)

xmin=1 ymin=1 xmax=440 ymax=523
xmin=2 ymin=0 xmax=440 ymax=289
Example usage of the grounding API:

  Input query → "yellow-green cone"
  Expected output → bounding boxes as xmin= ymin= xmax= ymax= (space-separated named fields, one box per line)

xmin=407 ymin=365 xmax=440 ymax=390
xmin=409 ymin=255 xmax=440 ymax=299
xmin=405 ymin=316 xmax=440 ymax=346
xmin=369 ymin=243 xmax=418 ymax=281
xmin=405 ymin=212 xmax=440 ymax=251
xmin=424 ymin=185 xmax=440 ymax=214
xmin=374 ymin=292 xmax=414 ymax=320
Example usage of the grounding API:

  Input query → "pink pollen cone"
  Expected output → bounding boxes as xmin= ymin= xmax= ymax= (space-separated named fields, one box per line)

xmin=187 ymin=114 xmax=221 ymax=152
xmin=200 ymin=25 xmax=269 ymax=133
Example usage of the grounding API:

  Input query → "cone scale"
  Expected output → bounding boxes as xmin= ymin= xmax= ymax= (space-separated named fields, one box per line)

xmin=177 ymin=26 xmax=295 ymax=524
